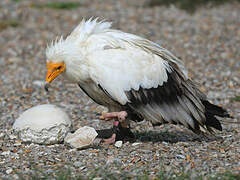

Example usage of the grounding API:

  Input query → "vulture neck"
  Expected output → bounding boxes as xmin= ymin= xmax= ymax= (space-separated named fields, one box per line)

xmin=64 ymin=54 xmax=90 ymax=84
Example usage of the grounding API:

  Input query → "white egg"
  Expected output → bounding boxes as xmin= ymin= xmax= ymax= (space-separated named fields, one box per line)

xmin=13 ymin=104 xmax=72 ymax=144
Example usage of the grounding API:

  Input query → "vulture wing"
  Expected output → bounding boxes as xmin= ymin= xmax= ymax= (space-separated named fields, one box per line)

xmin=87 ymin=37 xmax=228 ymax=133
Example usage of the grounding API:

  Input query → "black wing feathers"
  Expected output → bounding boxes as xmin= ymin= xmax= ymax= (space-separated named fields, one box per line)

xmin=202 ymin=100 xmax=230 ymax=118
xmin=124 ymin=62 xmax=229 ymax=133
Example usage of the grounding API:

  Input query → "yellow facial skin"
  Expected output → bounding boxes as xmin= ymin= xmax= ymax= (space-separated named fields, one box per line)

xmin=45 ymin=62 xmax=66 ymax=83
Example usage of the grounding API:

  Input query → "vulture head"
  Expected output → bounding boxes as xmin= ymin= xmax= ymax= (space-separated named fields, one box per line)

xmin=45 ymin=37 xmax=86 ymax=88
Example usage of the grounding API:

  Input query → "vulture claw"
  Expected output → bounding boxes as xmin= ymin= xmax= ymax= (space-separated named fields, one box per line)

xmin=96 ymin=120 xmax=134 ymax=144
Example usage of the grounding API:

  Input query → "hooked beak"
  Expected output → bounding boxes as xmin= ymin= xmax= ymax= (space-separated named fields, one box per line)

xmin=45 ymin=62 xmax=66 ymax=91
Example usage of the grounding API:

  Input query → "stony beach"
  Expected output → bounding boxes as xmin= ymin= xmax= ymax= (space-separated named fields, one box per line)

xmin=0 ymin=0 xmax=239 ymax=179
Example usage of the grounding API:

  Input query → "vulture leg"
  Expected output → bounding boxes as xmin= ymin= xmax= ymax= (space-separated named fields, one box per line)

xmin=97 ymin=116 xmax=134 ymax=144
xmin=100 ymin=111 xmax=129 ymax=128
xmin=100 ymin=111 xmax=128 ymax=122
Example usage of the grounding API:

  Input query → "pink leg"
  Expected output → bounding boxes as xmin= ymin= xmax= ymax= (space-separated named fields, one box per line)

xmin=103 ymin=133 xmax=116 ymax=144
xmin=99 ymin=111 xmax=127 ymax=122
xmin=100 ymin=111 xmax=129 ymax=144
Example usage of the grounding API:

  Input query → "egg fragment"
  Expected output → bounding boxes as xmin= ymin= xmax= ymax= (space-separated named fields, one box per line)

xmin=64 ymin=126 xmax=98 ymax=149
xmin=13 ymin=104 xmax=72 ymax=144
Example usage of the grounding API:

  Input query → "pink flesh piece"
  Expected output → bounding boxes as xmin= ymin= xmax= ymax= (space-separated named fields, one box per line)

xmin=114 ymin=121 xmax=119 ymax=126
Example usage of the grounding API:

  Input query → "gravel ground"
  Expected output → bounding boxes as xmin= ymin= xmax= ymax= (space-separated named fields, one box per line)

xmin=0 ymin=0 xmax=240 ymax=179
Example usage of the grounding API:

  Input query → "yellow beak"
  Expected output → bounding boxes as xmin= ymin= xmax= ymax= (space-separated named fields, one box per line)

xmin=45 ymin=62 xmax=66 ymax=83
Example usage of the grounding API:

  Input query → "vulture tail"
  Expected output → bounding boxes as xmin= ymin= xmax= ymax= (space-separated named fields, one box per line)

xmin=202 ymin=100 xmax=231 ymax=131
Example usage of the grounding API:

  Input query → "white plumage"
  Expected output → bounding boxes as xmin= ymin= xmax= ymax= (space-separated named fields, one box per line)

xmin=45 ymin=18 xmax=229 ymax=136
xmin=46 ymin=19 xmax=184 ymax=103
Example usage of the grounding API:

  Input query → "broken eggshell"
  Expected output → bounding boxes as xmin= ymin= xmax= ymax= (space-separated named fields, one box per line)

xmin=64 ymin=126 xmax=98 ymax=149
xmin=13 ymin=104 xmax=72 ymax=144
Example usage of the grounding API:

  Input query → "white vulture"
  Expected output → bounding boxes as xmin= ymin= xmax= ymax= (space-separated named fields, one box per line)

xmin=45 ymin=18 xmax=230 ymax=143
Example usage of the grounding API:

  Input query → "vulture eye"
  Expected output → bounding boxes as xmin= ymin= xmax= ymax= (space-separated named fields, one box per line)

xmin=56 ymin=66 xmax=62 ymax=70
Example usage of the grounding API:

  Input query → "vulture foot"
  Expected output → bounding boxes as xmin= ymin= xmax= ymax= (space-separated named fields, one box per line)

xmin=103 ymin=133 xmax=116 ymax=144
xmin=96 ymin=119 xmax=134 ymax=144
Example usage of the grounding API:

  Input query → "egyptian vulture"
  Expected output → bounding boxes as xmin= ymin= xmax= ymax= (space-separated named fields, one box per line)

xmin=45 ymin=18 xmax=230 ymax=143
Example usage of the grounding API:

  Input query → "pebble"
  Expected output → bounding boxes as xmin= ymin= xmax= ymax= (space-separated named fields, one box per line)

xmin=46 ymin=169 xmax=54 ymax=174
xmin=162 ymin=141 xmax=168 ymax=145
xmin=114 ymin=141 xmax=123 ymax=148
xmin=79 ymin=166 xmax=86 ymax=170
xmin=8 ymin=57 xmax=21 ymax=64
xmin=13 ymin=142 xmax=22 ymax=146
xmin=32 ymin=80 xmax=45 ymax=88
xmin=6 ymin=168 xmax=13 ymax=174
xmin=69 ymin=148 xmax=77 ymax=152
xmin=93 ymin=178 xmax=102 ymax=180
xmin=0 ymin=133 xmax=5 ymax=138
xmin=73 ymin=161 xmax=82 ymax=167
xmin=12 ymin=175 xmax=19 ymax=179
xmin=176 ymin=154 xmax=185 ymax=159
xmin=9 ymin=134 xmax=17 ymax=140
xmin=132 ymin=142 xmax=142 ymax=146
xmin=1 ymin=151 xmax=11 ymax=156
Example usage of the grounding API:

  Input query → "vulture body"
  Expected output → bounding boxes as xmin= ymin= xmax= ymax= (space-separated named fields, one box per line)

xmin=45 ymin=18 xmax=230 ymax=136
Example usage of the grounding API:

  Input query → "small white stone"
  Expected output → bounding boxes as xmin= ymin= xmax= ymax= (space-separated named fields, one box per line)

xmin=6 ymin=168 xmax=13 ymax=174
xmin=79 ymin=166 xmax=86 ymax=170
xmin=64 ymin=126 xmax=98 ymax=149
xmin=9 ymin=134 xmax=17 ymax=140
xmin=132 ymin=142 xmax=142 ymax=146
xmin=114 ymin=141 xmax=123 ymax=148
xmin=13 ymin=104 xmax=72 ymax=145
xmin=176 ymin=154 xmax=185 ymax=159
xmin=73 ymin=161 xmax=82 ymax=167
xmin=162 ymin=141 xmax=168 ymax=145
xmin=13 ymin=142 xmax=22 ymax=146
xmin=1 ymin=151 xmax=11 ymax=156
xmin=8 ymin=57 xmax=21 ymax=63
xmin=12 ymin=174 xmax=19 ymax=179
xmin=69 ymin=148 xmax=77 ymax=152
xmin=32 ymin=80 xmax=45 ymax=88
xmin=0 ymin=133 xmax=5 ymax=138
xmin=93 ymin=178 xmax=102 ymax=180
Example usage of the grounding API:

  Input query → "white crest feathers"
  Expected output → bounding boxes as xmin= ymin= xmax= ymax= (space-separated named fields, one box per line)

xmin=46 ymin=18 xmax=112 ymax=60
xmin=66 ymin=18 xmax=112 ymax=43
